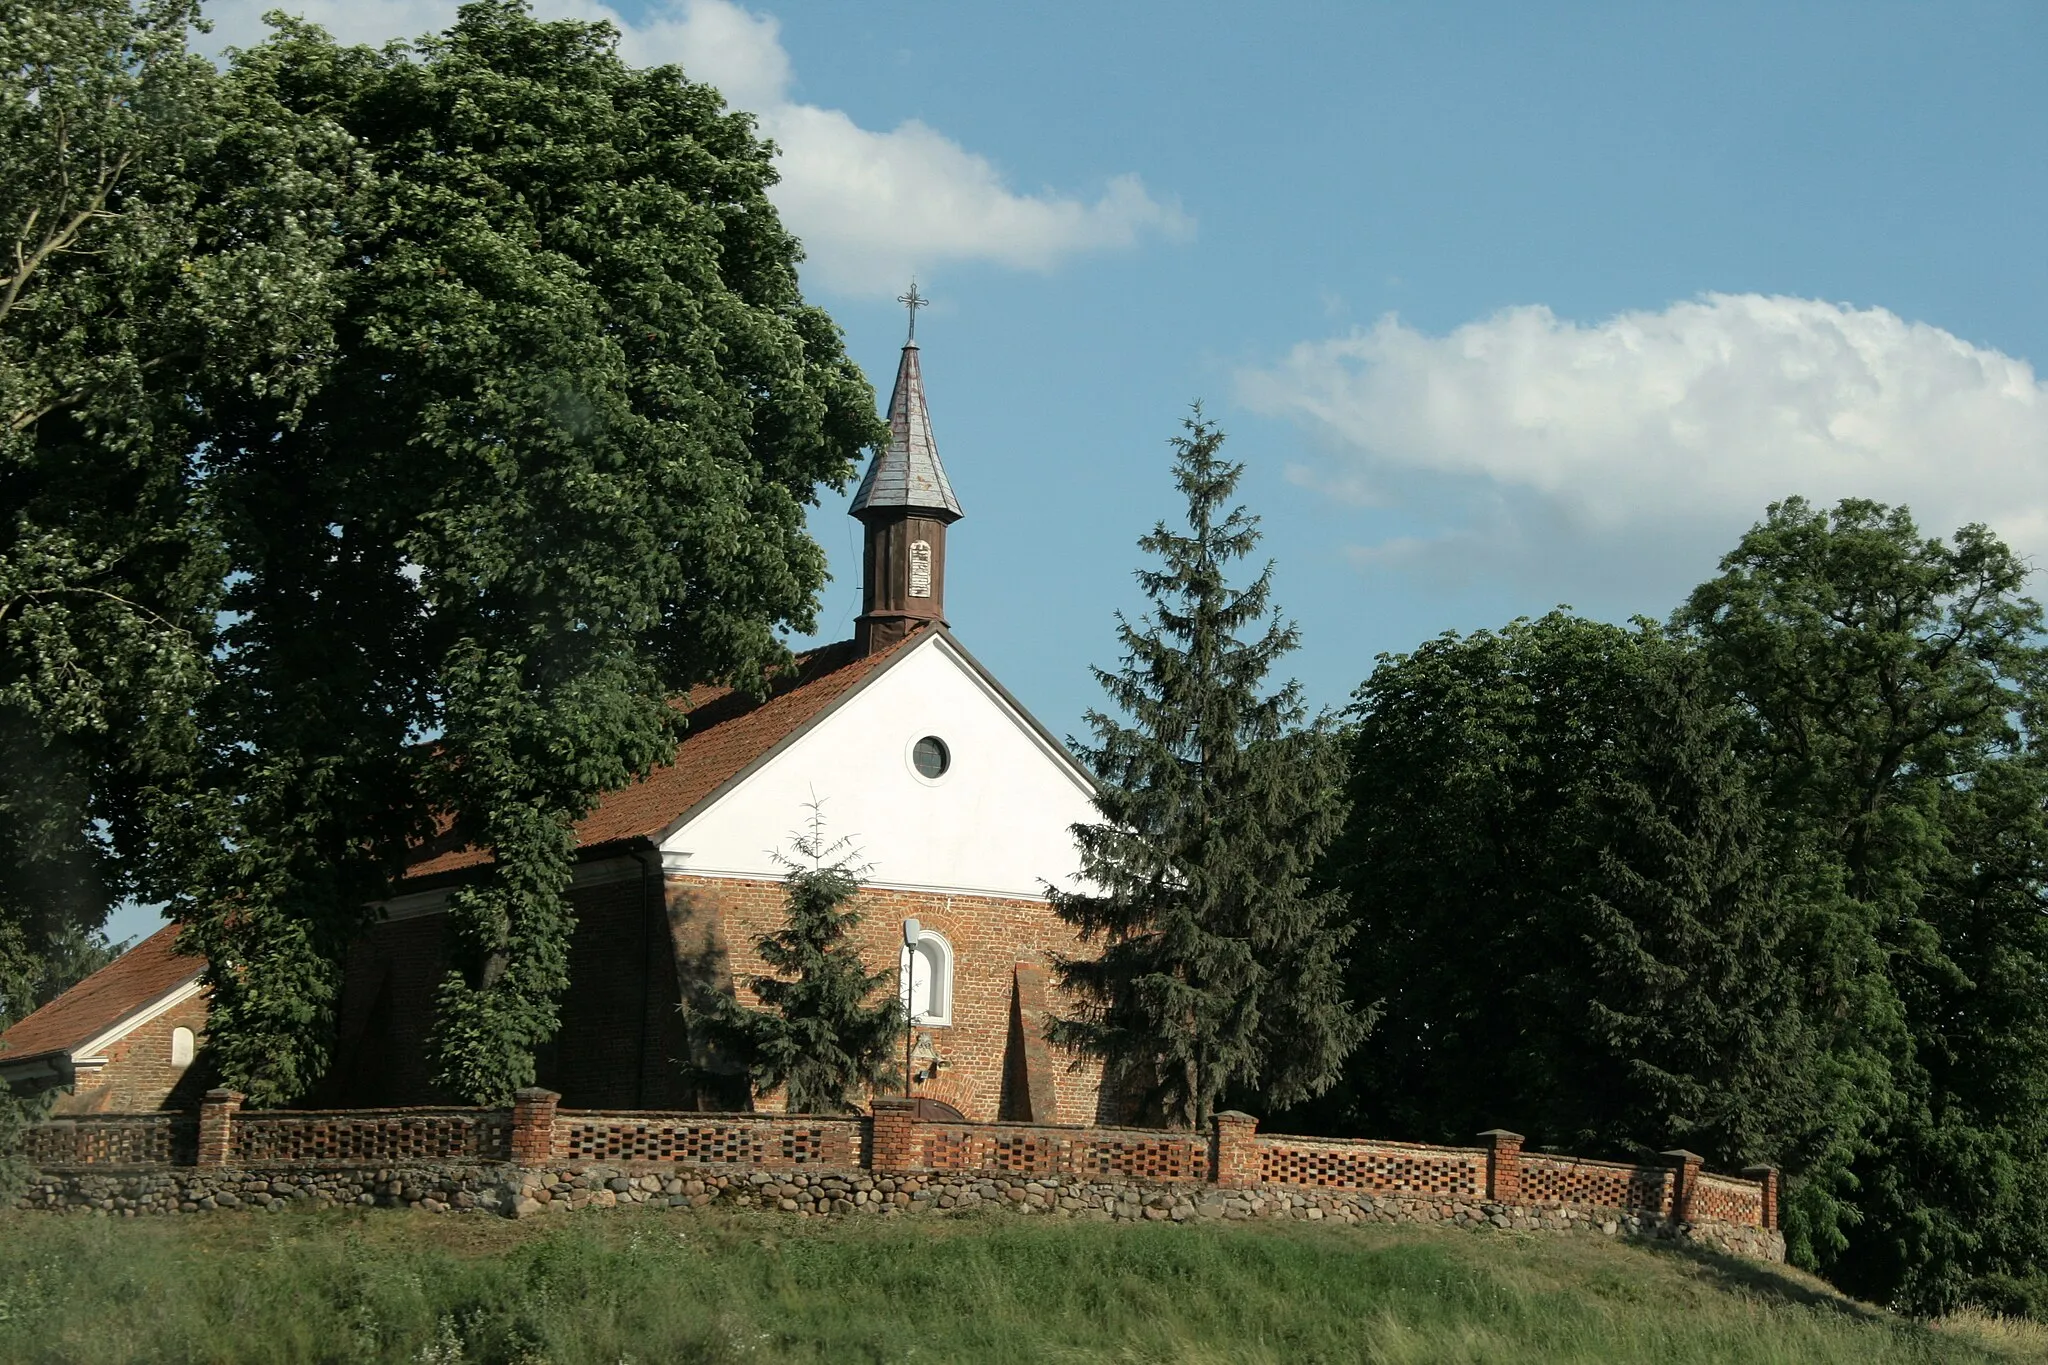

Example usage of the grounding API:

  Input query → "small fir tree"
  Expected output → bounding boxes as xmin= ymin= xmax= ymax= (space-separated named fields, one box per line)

xmin=1051 ymin=408 xmax=1369 ymax=1129
xmin=710 ymin=805 xmax=902 ymax=1113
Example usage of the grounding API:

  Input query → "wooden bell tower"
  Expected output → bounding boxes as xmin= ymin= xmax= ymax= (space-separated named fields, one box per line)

xmin=852 ymin=284 xmax=964 ymax=654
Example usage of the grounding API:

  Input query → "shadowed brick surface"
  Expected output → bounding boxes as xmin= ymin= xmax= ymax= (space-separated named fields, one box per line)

xmin=22 ymin=1114 xmax=194 ymax=1167
xmin=231 ymin=1109 xmax=511 ymax=1165
xmin=1519 ymin=1154 xmax=1676 ymax=1214
xmin=553 ymin=1113 xmax=866 ymax=1168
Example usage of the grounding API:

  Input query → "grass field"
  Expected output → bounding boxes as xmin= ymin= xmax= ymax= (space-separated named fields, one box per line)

xmin=0 ymin=1206 xmax=2042 ymax=1364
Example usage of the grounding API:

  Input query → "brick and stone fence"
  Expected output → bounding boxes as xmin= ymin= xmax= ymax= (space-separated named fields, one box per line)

xmin=12 ymin=1089 xmax=1784 ymax=1262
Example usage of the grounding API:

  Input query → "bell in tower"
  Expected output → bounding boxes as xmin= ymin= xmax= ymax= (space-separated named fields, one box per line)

xmin=851 ymin=283 xmax=964 ymax=655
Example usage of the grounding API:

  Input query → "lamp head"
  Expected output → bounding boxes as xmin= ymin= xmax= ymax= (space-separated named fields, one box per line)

xmin=902 ymin=917 xmax=921 ymax=948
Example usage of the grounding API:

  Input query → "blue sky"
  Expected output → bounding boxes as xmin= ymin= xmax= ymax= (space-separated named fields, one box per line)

xmin=109 ymin=0 xmax=2048 ymax=944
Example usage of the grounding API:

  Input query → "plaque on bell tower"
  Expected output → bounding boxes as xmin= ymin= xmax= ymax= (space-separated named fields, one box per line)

xmin=909 ymin=541 xmax=933 ymax=598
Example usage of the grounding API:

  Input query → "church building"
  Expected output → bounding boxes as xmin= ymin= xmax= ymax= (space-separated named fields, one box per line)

xmin=3 ymin=319 xmax=1112 ymax=1125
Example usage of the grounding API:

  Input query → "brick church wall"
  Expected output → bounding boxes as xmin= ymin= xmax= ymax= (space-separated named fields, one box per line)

xmin=547 ymin=872 xmax=698 ymax=1109
xmin=54 ymin=992 xmax=212 ymax=1115
xmin=320 ymin=914 xmax=455 ymax=1106
xmin=314 ymin=864 xmax=1105 ymax=1121
xmin=324 ymin=869 xmax=694 ymax=1109
xmin=667 ymin=875 xmax=1108 ymax=1125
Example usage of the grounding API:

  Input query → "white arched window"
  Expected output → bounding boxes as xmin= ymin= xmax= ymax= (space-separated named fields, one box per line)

xmin=170 ymin=1026 xmax=195 ymax=1068
xmin=899 ymin=930 xmax=953 ymax=1027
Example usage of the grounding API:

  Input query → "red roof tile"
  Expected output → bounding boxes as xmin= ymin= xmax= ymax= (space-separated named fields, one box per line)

xmin=405 ymin=633 xmax=917 ymax=880
xmin=1 ymin=638 xmax=919 ymax=1067
xmin=0 ymin=925 xmax=204 ymax=1063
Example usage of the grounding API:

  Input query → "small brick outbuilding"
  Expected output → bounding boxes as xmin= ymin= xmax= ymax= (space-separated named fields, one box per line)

xmin=0 ymin=926 xmax=212 ymax=1113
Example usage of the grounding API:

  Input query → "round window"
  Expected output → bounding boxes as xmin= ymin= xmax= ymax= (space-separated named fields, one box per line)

xmin=912 ymin=736 xmax=951 ymax=779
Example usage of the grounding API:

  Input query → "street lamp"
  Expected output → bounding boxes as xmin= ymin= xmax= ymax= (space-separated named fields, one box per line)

xmin=901 ymin=918 xmax=921 ymax=1101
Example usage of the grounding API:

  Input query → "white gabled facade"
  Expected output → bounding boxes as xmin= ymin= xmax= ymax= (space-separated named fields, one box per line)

xmin=660 ymin=632 xmax=1097 ymax=901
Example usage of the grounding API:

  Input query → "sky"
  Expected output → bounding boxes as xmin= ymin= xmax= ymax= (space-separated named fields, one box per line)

xmin=108 ymin=0 xmax=2048 ymax=941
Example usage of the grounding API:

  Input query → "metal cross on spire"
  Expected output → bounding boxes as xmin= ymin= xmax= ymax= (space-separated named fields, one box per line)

xmin=897 ymin=280 xmax=928 ymax=343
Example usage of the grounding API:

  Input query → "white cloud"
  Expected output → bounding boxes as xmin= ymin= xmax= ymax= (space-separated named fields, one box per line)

xmin=199 ymin=0 xmax=1185 ymax=296
xmin=1240 ymin=294 xmax=2048 ymax=598
xmin=761 ymin=109 xmax=1187 ymax=292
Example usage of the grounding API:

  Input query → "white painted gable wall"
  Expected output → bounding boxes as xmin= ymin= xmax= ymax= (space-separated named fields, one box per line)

xmin=661 ymin=635 xmax=1097 ymax=900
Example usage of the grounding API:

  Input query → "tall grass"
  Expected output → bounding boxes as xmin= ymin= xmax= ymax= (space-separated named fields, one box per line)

xmin=0 ymin=1207 xmax=2031 ymax=1364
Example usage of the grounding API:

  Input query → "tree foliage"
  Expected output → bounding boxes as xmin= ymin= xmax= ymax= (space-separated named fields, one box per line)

xmin=5 ymin=0 xmax=882 ymax=1108
xmin=705 ymin=808 xmax=902 ymax=1114
xmin=1317 ymin=497 xmax=2048 ymax=1314
xmin=176 ymin=2 xmax=881 ymax=1107
xmin=1676 ymin=498 xmax=2048 ymax=1310
xmin=1310 ymin=614 xmax=1827 ymax=1170
xmin=1051 ymin=410 xmax=1367 ymax=1129
xmin=1 ymin=0 xmax=309 ymax=1065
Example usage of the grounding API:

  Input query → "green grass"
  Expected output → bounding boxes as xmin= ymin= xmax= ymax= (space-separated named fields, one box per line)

xmin=0 ymin=1206 xmax=2040 ymax=1364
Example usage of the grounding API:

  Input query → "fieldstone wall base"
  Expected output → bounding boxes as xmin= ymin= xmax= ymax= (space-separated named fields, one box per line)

xmin=15 ymin=1163 xmax=1785 ymax=1262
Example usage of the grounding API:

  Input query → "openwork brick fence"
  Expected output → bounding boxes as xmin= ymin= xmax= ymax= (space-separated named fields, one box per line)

xmin=21 ymin=1087 xmax=1781 ymax=1258
xmin=24 ymin=1113 xmax=196 ymax=1168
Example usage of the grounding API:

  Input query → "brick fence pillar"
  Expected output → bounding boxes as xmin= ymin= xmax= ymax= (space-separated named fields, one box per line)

xmin=1211 ymin=1111 xmax=1260 ymax=1187
xmin=510 ymin=1088 xmax=560 ymax=1166
xmin=1477 ymin=1129 xmax=1523 ymax=1203
xmin=869 ymin=1096 xmax=919 ymax=1174
xmin=196 ymin=1088 xmax=244 ymax=1168
xmin=1663 ymin=1149 xmax=1705 ymax=1223
xmin=1743 ymin=1164 xmax=1780 ymax=1230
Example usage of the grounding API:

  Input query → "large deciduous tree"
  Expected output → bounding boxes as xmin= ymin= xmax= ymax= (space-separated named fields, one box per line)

xmin=6 ymin=0 xmax=880 ymax=1110
xmin=1309 ymin=613 xmax=1829 ymax=1178
xmin=176 ymin=1 xmax=883 ymax=1106
xmin=1 ymin=0 xmax=353 ymax=1046
xmin=1050 ymin=409 xmax=1367 ymax=1129
xmin=1676 ymin=497 xmax=2048 ymax=1310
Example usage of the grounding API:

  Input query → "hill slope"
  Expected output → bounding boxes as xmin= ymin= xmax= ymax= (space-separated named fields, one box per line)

xmin=0 ymin=1206 xmax=2040 ymax=1363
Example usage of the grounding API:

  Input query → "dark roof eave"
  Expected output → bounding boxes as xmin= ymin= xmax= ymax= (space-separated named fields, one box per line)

xmin=853 ymin=500 xmax=963 ymax=527
xmin=392 ymin=833 xmax=661 ymax=896
xmin=0 ymin=1048 xmax=73 ymax=1082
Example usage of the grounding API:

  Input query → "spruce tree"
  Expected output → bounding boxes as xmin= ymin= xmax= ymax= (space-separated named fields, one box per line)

xmin=709 ymin=807 xmax=902 ymax=1114
xmin=1051 ymin=408 xmax=1367 ymax=1129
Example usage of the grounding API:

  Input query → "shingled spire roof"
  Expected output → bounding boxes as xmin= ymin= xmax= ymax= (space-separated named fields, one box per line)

xmin=850 ymin=339 xmax=964 ymax=522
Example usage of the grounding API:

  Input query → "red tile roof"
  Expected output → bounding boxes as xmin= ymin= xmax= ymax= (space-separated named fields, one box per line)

xmin=0 ymin=637 xmax=919 ymax=1068
xmin=0 ymin=925 xmax=204 ymax=1063
xmin=405 ymin=633 xmax=918 ymax=880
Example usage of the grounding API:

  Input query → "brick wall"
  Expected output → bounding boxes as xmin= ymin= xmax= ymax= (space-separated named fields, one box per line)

xmin=912 ymin=1120 xmax=1209 ymax=1181
xmin=548 ymin=872 xmax=697 ymax=1109
xmin=320 ymin=915 xmax=451 ymax=1105
xmin=22 ymin=1113 xmax=195 ymax=1166
xmin=9 ymin=1162 xmax=1787 ymax=1261
xmin=1690 ymin=1171 xmax=1766 ymax=1225
xmin=22 ymin=1103 xmax=1780 ymax=1256
xmin=1518 ymin=1153 xmax=1677 ymax=1214
xmin=54 ymin=991 xmax=212 ymax=1115
xmin=319 ymin=868 xmax=1105 ymax=1120
xmin=666 ymin=875 xmax=1107 ymax=1124
xmin=551 ymin=1111 xmax=867 ymax=1169
xmin=324 ymin=870 xmax=698 ymax=1108
xmin=231 ymin=1108 xmax=512 ymax=1165
xmin=1255 ymin=1134 xmax=1487 ymax=1199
